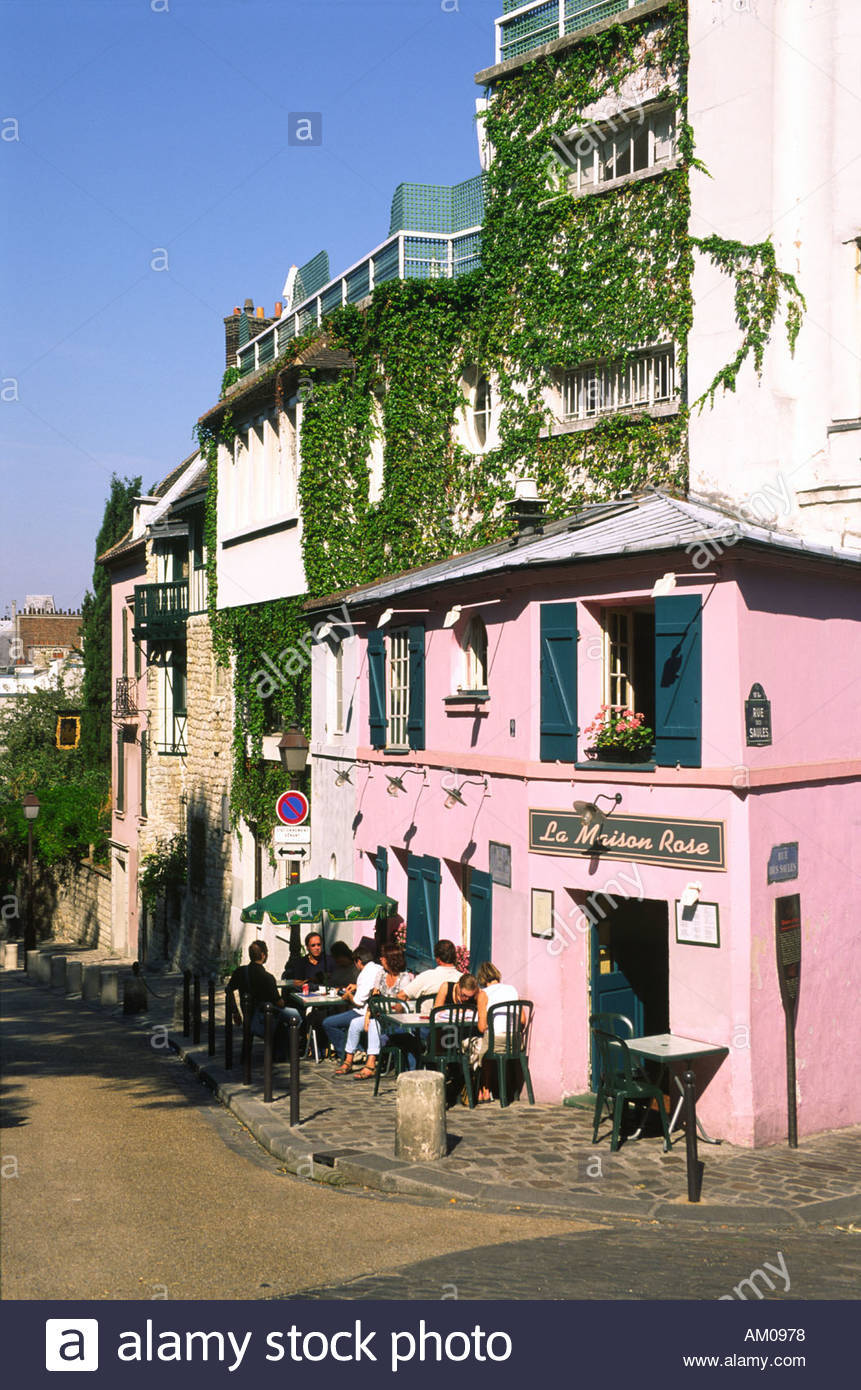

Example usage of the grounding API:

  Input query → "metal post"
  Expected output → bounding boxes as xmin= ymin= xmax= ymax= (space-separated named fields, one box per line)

xmin=263 ymin=1004 xmax=274 ymax=1104
xmin=242 ymin=994 xmax=252 ymax=1085
xmin=289 ymin=1015 xmax=300 ymax=1127
xmin=225 ymin=989 xmax=233 ymax=1070
xmin=24 ymin=822 xmax=35 ymax=967
xmin=182 ymin=969 xmax=191 ymax=1037
xmin=207 ymin=976 xmax=216 ymax=1057
xmin=682 ymin=1069 xmax=701 ymax=1203
xmin=192 ymin=972 xmax=201 ymax=1045
xmin=785 ymin=1013 xmax=798 ymax=1149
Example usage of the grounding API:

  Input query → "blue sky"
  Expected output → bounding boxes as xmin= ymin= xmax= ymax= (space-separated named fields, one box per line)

xmin=1 ymin=0 xmax=500 ymax=611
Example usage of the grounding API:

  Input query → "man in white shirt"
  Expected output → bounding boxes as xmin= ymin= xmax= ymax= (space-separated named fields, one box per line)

xmin=323 ymin=946 xmax=382 ymax=1063
xmin=399 ymin=939 xmax=461 ymax=1016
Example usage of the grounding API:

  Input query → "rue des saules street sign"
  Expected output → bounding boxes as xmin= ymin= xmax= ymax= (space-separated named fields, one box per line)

xmin=529 ymin=810 xmax=726 ymax=871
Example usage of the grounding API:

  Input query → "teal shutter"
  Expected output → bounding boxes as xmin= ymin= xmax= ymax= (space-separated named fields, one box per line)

xmin=368 ymin=629 xmax=386 ymax=749
xmin=654 ymin=594 xmax=702 ymax=767
xmin=375 ymin=845 xmax=388 ymax=897
xmin=407 ymin=625 xmax=425 ymax=750
xmin=406 ymin=853 xmax=440 ymax=971
xmin=468 ymin=869 xmax=492 ymax=971
xmin=540 ymin=603 xmax=578 ymax=761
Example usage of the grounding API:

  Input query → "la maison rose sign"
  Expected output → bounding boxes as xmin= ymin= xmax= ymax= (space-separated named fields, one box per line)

xmin=529 ymin=810 xmax=726 ymax=871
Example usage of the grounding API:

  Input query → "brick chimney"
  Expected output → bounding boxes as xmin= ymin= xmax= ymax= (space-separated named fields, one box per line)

xmin=223 ymin=297 xmax=279 ymax=370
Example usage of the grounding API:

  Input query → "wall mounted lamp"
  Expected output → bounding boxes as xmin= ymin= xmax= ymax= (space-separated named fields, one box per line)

xmin=334 ymin=765 xmax=353 ymax=787
xmin=680 ymin=881 xmax=702 ymax=909
xmin=572 ymin=791 xmax=622 ymax=828
xmin=442 ymin=771 xmax=488 ymax=810
xmin=386 ymin=768 xmax=427 ymax=797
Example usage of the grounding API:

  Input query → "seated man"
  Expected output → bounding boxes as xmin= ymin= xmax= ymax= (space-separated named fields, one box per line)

xmin=227 ymin=940 xmax=301 ymax=1061
xmin=322 ymin=946 xmax=381 ymax=1066
xmin=282 ymin=930 xmax=335 ymax=991
xmin=329 ymin=940 xmax=359 ymax=989
xmin=398 ymin=938 xmax=461 ymax=1016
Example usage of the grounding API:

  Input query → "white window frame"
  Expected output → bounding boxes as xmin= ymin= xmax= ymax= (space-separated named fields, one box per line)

xmin=333 ymin=641 xmax=344 ymax=735
xmin=603 ymin=608 xmax=635 ymax=711
xmin=562 ymin=104 xmax=677 ymax=193
xmin=386 ymin=628 xmax=410 ymax=751
xmin=460 ymin=615 xmax=489 ymax=692
xmin=563 ymin=344 xmax=675 ymax=422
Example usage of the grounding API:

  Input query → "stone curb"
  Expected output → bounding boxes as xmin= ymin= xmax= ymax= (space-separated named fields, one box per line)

xmin=168 ymin=1028 xmax=861 ymax=1231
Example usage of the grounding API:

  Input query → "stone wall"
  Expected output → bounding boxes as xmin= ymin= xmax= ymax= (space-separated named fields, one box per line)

xmin=51 ymin=861 xmax=112 ymax=950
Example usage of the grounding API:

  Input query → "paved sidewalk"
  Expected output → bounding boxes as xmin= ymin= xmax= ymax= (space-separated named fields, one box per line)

xmin=11 ymin=949 xmax=861 ymax=1230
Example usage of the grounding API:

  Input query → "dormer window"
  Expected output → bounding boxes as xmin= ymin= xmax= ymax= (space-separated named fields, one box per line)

xmin=461 ymin=615 xmax=489 ymax=692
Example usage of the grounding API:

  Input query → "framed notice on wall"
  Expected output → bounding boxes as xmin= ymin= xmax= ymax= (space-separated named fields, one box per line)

xmin=531 ymin=888 xmax=554 ymax=939
xmin=675 ymin=900 xmax=720 ymax=948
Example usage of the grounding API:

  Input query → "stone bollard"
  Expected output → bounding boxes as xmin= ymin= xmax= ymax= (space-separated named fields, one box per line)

xmin=2 ymin=940 xmax=20 ymax=970
xmin=100 ymin=969 xmax=119 ymax=1008
xmin=66 ymin=959 xmax=83 ymax=995
xmin=50 ymin=955 xmax=67 ymax=991
xmin=82 ymin=963 xmax=102 ymax=1003
xmin=395 ymin=1070 xmax=447 ymax=1163
xmin=34 ymin=952 xmax=52 ymax=986
xmin=26 ymin=950 xmax=41 ymax=977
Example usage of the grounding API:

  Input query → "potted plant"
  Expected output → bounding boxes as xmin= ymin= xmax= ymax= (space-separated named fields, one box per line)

xmin=584 ymin=705 xmax=654 ymax=763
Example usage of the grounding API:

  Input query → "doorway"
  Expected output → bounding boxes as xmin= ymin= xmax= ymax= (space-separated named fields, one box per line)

xmin=589 ymin=897 xmax=669 ymax=1086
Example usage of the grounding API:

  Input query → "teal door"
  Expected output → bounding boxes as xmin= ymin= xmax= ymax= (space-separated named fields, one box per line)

xmin=589 ymin=902 xmax=669 ymax=1086
xmin=405 ymin=854 xmax=441 ymax=972
xmin=468 ymin=869 xmax=492 ymax=971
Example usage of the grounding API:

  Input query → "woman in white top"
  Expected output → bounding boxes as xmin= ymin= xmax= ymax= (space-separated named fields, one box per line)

xmin=471 ymin=961 xmax=520 ymax=1102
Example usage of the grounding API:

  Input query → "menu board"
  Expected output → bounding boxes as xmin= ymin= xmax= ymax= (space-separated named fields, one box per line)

xmin=775 ymin=894 xmax=801 ymax=1018
xmin=675 ymin=900 xmax=720 ymax=947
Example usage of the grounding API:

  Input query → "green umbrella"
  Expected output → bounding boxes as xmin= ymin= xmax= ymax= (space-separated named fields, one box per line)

xmin=241 ymin=877 xmax=397 ymax=927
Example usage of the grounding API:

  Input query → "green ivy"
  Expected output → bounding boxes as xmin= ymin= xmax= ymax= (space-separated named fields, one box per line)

xmin=202 ymin=1 xmax=803 ymax=835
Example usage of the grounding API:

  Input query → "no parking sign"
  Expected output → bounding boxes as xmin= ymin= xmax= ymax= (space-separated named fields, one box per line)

xmin=276 ymin=790 xmax=310 ymax=827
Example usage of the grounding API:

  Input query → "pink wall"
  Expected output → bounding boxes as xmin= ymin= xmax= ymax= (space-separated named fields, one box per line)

xmin=347 ymin=547 xmax=860 ymax=1146
xmin=109 ymin=556 xmax=146 ymax=957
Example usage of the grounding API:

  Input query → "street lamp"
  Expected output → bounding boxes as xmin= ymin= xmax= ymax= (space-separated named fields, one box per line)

xmin=278 ymin=726 xmax=309 ymax=789
xmin=22 ymin=792 xmax=40 ymax=968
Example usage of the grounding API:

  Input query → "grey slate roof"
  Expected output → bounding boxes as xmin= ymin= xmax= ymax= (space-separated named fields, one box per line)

xmin=326 ymin=490 xmax=861 ymax=610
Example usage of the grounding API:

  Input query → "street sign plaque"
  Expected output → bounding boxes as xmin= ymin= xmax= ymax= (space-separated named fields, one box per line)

xmin=745 ymin=683 xmax=772 ymax=746
xmin=275 ymin=790 xmax=310 ymax=827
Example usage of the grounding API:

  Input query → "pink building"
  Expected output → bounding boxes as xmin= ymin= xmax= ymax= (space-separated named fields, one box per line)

xmin=309 ymin=491 xmax=861 ymax=1147
xmin=101 ymin=530 xmax=147 ymax=960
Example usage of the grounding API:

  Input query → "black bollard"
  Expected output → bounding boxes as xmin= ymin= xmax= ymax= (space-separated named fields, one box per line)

xmin=242 ymin=993 xmax=252 ymax=1084
xmin=192 ymin=973 xmax=201 ymax=1045
xmin=288 ymin=1014 xmax=300 ymax=1127
xmin=182 ymin=969 xmax=191 ymax=1037
xmin=225 ymin=990 xmax=234 ymax=1070
xmin=682 ymin=1069 xmax=702 ymax=1203
xmin=208 ymin=976 xmax=216 ymax=1057
xmin=263 ymin=1004 xmax=274 ymax=1104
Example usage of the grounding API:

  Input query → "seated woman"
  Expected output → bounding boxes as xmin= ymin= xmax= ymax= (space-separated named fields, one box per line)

xmin=335 ymin=944 xmax=412 ymax=1079
xmin=433 ymin=971 xmax=482 ymax=1019
xmin=469 ymin=961 xmax=519 ymax=1102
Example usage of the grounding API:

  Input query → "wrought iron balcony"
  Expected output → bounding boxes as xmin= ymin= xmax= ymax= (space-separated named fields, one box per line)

xmin=157 ymin=710 xmax=187 ymax=757
xmin=133 ymin=581 xmax=189 ymax=643
xmin=114 ymin=675 xmax=138 ymax=719
xmin=495 ymin=0 xmax=643 ymax=65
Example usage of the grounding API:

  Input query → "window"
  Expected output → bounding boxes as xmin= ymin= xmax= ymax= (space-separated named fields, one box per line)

xmin=116 ymin=729 xmax=125 ymax=813
xmin=563 ymin=345 xmax=675 ymax=421
xmin=602 ymin=606 xmax=656 ymax=738
xmin=387 ymin=628 xmax=410 ymax=750
xmin=473 ymin=376 xmax=492 ymax=449
xmin=561 ymin=105 xmax=676 ymax=193
xmin=334 ymin=641 xmax=344 ymax=733
xmin=461 ymin=615 xmax=488 ymax=691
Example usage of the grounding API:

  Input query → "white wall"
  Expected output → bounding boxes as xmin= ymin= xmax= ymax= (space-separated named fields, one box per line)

xmin=309 ymin=627 xmax=361 ymax=919
xmin=687 ymin=0 xmax=861 ymax=547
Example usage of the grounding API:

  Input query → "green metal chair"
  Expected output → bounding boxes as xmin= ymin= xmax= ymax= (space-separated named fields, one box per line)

xmin=367 ymin=996 xmax=415 ymax=1095
xmin=424 ymin=1005 xmax=478 ymax=1108
xmin=485 ymin=1000 xmax=535 ymax=1108
xmin=590 ymin=1024 xmax=670 ymax=1152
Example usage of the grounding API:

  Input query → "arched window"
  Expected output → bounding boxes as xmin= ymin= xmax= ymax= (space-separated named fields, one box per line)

xmin=461 ymin=615 xmax=488 ymax=691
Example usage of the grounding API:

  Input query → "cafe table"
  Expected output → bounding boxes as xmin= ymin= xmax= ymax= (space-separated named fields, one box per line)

xmin=627 ymin=1033 xmax=728 ymax=1146
xmin=285 ymin=989 xmax=346 ymax=1062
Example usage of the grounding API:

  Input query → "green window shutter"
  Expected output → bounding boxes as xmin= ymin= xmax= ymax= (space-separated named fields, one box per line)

xmin=406 ymin=853 xmax=440 ymax=972
xmin=654 ymin=594 xmax=702 ymax=767
xmin=468 ymin=868 xmax=493 ymax=971
xmin=540 ymin=603 xmax=578 ymax=762
xmin=407 ymin=624 xmax=426 ymax=750
xmin=368 ymin=629 xmax=386 ymax=749
xmin=375 ymin=845 xmax=388 ymax=897
xmin=116 ymin=730 xmax=125 ymax=813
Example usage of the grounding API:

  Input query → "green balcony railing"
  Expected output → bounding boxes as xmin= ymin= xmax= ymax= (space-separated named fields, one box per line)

xmin=496 ymin=0 xmax=640 ymax=64
xmin=133 ymin=581 xmax=189 ymax=643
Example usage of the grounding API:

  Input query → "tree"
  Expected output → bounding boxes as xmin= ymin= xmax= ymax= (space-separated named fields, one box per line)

xmin=79 ymin=474 xmax=141 ymax=768
xmin=0 ymin=681 xmax=107 ymax=873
